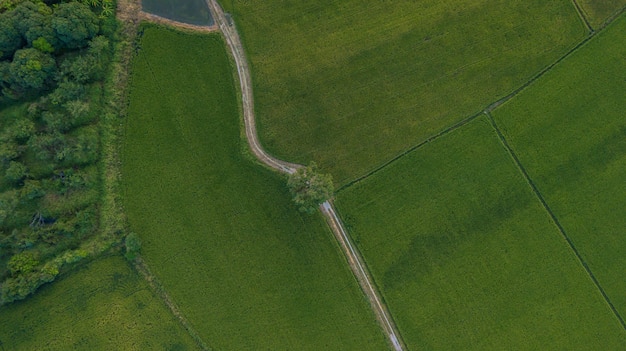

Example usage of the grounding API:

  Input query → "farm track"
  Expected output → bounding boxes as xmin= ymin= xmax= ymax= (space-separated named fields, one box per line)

xmin=205 ymin=0 xmax=405 ymax=350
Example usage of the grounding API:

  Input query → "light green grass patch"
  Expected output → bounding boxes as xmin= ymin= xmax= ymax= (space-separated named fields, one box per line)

xmin=224 ymin=0 xmax=586 ymax=184
xmin=492 ymin=14 xmax=626 ymax=319
xmin=0 ymin=256 xmax=199 ymax=351
xmin=121 ymin=26 xmax=388 ymax=350
xmin=335 ymin=117 xmax=626 ymax=349
xmin=578 ymin=0 xmax=626 ymax=28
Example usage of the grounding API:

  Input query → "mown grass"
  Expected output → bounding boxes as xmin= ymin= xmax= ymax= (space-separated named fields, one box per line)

xmin=335 ymin=117 xmax=626 ymax=350
xmin=0 ymin=256 xmax=199 ymax=350
xmin=492 ymin=14 xmax=626 ymax=320
xmin=121 ymin=26 xmax=388 ymax=350
xmin=223 ymin=0 xmax=586 ymax=184
xmin=578 ymin=0 xmax=626 ymax=27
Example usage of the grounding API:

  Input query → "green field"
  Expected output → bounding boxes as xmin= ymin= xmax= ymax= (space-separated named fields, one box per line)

xmin=142 ymin=0 xmax=214 ymax=26
xmin=492 ymin=15 xmax=626 ymax=319
xmin=578 ymin=0 xmax=626 ymax=27
xmin=0 ymin=256 xmax=199 ymax=350
xmin=335 ymin=117 xmax=626 ymax=349
xmin=121 ymin=26 xmax=388 ymax=350
xmin=223 ymin=0 xmax=586 ymax=184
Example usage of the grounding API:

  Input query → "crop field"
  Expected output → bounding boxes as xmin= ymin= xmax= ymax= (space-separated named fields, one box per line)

xmin=578 ymin=0 xmax=626 ymax=27
xmin=142 ymin=0 xmax=214 ymax=26
xmin=223 ymin=0 xmax=586 ymax=184
xmin=121 ymin=26 xmax=388 ymax=350
xmin=492 ymin=15 xmax=626 ymax=319
xmin=335 ymin=117 xmax=626 ymax=349
xmin=0 ymin=256 xmax=198 ymax=350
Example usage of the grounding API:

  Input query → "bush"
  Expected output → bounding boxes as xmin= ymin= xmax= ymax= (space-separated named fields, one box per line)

xmin=7 ymin=251 xmax=39 ymax=275
xmin=8 ymin=118 xmax=35 ymax=142
xmin=5 ymin=160 xmax=27 ymax=183
xmin=287 ymin=162 xmax=334 ymax=214
xmin=124 ymin=232 xmax=141 ymax=261
xmin=20 ymin=179 xmax=45 ymax=200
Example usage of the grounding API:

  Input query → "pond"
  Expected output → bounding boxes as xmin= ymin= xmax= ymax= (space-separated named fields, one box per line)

xmin=142 ymin=0 xmax=214 ymax=26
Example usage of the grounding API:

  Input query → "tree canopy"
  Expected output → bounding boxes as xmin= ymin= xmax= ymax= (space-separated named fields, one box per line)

xmin=0 ymin=0 xmax=115 ymax=305
xmin=287 ymin=162 xmax=334 ymax=214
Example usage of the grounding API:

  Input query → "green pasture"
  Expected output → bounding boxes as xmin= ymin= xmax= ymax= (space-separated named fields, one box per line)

xmin=142 ymin=0 xmax=214 ymax=26
xmin=0 ymin=256 xmax=198 ymax=350
xmin=223 ymin=0 xmax=586 ymax=184
xmin=578 ymin=0 xmax=626 ymax=27
xmin=335 ymin=117 xmax=626 ymax=349
xmin=492 ymin=14 xmax=626 ymax=319
xmin=121 ymin=26 xmax=387 ymax=350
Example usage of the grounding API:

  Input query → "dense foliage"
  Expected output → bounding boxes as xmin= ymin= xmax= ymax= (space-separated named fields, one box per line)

xmin=287 ymin=162 xmax=333 ymax=214
xmin=0 ymin=0 xmax=115 ymax=305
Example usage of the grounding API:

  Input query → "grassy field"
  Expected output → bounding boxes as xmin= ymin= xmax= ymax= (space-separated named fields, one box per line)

xmin=223 ymin=0 xmax=586 ymax=184
xmin=335 ymin=117 xmax=626 ymax=349
xmin=578 ymin=0 xmax=626 ymax=27
xmin=121 ymin=26 xmax=388 ymax=350
xmin=492 ymin=14 xmax=626 ymax=319
xmin=0 ymin=256 xmax=199 ymax=350
xmin=142 ymin=0 xmax=214 ymax=26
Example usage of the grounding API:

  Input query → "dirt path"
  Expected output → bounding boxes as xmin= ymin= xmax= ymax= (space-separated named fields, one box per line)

xmin=205 ymin=0 xmax=301 ymax=175
xmin=205 ymin=1 xmax=405 ymax=350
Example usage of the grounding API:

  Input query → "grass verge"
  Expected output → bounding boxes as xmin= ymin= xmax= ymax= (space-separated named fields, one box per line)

xmin=0 ymin=256 xmax=199 ymax=350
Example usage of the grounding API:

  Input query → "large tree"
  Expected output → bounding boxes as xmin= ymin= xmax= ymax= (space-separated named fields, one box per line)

xmin=51 ymin=2 xmax=98 ymax=49
xmin=8 ymin=48 xmax=55 ymax=92
xmin=287 ymin=162 xmax=334 ymax=214
xmin=0 ymin=15 xmax=22 ymax=59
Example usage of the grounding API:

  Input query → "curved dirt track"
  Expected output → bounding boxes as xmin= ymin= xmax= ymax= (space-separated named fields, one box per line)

xmin=205 ymin=0 xmax=405 ymax=350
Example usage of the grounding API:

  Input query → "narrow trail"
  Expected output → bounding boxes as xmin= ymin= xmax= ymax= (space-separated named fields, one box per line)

xmin=205 ymin=0 xmax=405 ymax=350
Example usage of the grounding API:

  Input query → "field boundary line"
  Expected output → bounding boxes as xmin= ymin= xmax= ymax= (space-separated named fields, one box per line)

xmin=338 ymin=112 xmax=482 ymax=192
xmin=486 ymin=112 xmax=626 ymax=331
xmin=205 ymin=1 xmax=406 ymax=350
xmin=598 ymin=4 xmax=626 ymax=30
xmin=340 ymin=26 xmax=598 ymax=193
xmin=571 ymin=0 xmax=594 ymax=33
xmin=134 ymin=258 xmax=212 ymax=351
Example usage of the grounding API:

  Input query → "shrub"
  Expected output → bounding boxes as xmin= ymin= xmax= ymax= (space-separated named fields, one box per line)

xmin=124 ymin=232 xmax=141 ymax=261
xmin=7 ymin=251 xmax=39 ymax=275
xmin=5 ymin=160 xmax=27 ymax=183
xmin=287 ymin=162 xmax=334 ymax=214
